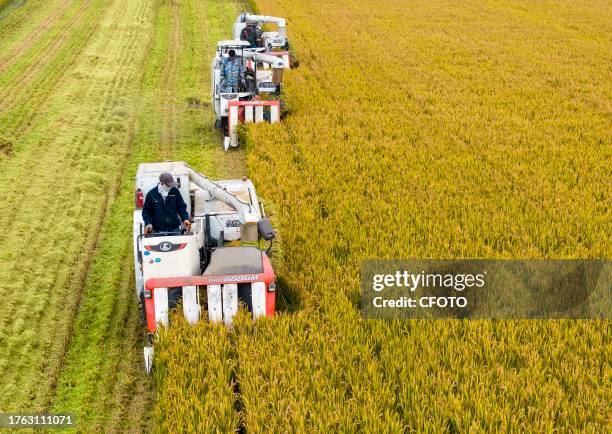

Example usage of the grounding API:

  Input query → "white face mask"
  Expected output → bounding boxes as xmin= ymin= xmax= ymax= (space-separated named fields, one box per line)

xmin=159 ymin=183 xmax=171 ymax=197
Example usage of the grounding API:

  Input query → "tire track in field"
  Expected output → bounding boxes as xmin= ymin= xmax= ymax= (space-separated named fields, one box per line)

xmin=0 ymin=0 xmax=93 ymax=112
xmin=0 ymin=0 xmax=154 ymax=411
xmin=0 ymin=0 xmax=71 ymax=73
xmin=159 ymin=0 xmax=182 ymax=158
xmin=0 ymin=0 xmax=55 ymax=40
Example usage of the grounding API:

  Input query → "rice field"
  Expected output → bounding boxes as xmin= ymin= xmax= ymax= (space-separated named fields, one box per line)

xmin=0 ymin=0 xmax=155 ymax=416
xmin=0 ymin=0 xmax=609 ymax=432
xmin=157 ymin=0 xmax=611 ymax=431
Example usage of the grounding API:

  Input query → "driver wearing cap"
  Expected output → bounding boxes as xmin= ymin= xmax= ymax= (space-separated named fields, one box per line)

xmin=142 ymin=172 xmax=191 ymax=235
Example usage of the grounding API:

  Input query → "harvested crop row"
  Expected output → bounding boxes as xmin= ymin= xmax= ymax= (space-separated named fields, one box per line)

xmin=0 ymin=0 xmax=71 ymax=74
xmin=0 ymin=2 xmax=107 ymax=159
xmin=0 ymin=0 xmax=94 ymax=110
xmin=0 ymin=0 xmax=11 ymax=12
xmin=0 ymin=0 xmax=155 ymax=412
xmin=0 ymin=0 xmax=110 ymax=141
xmin=0 ymin=1 xmax=116 ymax=164
xmin=50 ymin=0 xmax=245 ymax=429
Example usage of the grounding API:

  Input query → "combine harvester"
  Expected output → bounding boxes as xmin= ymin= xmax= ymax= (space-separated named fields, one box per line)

xmin=211 ymin=41 xmax=286 ymax=151
xmin=133 ymin=162 xmax=277 ymax=373
xmin=212 ymin=13 xmax=292 ymax=150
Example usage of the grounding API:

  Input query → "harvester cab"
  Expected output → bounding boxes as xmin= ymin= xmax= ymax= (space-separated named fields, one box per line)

xmin=211 ymin=40 xmax=287 ymax=151
xmin=133 ymin=161 xmax=277 ymax=373
xmin=233 ymin=12 xmax=290 ymax=52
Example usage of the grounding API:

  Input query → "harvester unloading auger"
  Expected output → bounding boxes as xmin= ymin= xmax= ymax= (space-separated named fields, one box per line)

xmin=133 ymin=162 xmax=277 ymax=374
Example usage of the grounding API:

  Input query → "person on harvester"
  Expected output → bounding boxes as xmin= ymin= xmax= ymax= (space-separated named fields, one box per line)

xmin=142 ymin=172 xmax=191 ymax=235
xmin=221 ymin=49 xmax=246 ymax=92
xmin=240 ymin=22 xmax=260 ymax=48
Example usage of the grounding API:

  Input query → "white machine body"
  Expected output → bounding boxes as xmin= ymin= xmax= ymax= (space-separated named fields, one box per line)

xmin=134 ymin=163 xmax=276 ymax=376
xmin=133 ymin=161 xmax=263 ymax=301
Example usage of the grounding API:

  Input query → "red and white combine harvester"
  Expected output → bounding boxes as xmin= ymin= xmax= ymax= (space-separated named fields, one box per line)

xmin=212 ymin=13 xmax=292 ymax=151
xmin=211 ymin=40 xmax=288 ymax=151
xmin=133 ymin=162 xmax=277 ymax=373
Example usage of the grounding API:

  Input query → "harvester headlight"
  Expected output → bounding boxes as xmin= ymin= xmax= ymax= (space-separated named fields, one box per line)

xmin=268 ymin=283 xmax=276 ymax=292
xmin=221 ymin=94 xmax=238 ymax=100
xmin=144 ymin=289 xmax=152 ymax=299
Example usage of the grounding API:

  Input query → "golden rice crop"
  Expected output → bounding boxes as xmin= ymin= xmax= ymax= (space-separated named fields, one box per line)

xmin=154 ymin=313 xmax=240 ymax=433
xmin=156 ymin=0 xmax=611 ymax=431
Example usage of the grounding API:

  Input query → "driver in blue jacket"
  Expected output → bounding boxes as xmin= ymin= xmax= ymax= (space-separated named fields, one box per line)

xmin=142 ymin=172 xmax=191 ymax=235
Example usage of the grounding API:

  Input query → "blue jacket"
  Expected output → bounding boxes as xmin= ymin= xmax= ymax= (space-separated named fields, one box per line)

xmin=221 ymin=58 xmax=245 ymax=87
xmin=142 ymin=186 xmax=189 ymax=232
